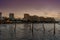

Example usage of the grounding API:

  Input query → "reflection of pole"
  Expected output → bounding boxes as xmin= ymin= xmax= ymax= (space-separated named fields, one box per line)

xmin=14 ymin=20 xmax=16 ymax=40
xmin=0 ymin=24 xmax=2 ymax=40
xmin=53 ymin=22 xmax=56 ymax=40
xmin=0 ymin=30 xmax=1 ymax=40
xmin=32 ymin=23 xmax=34 ymax=40
xmin=42 ymin=23 xmax=45 ymax=34
xmin=42 ymin=23 xmax=45 ymax=40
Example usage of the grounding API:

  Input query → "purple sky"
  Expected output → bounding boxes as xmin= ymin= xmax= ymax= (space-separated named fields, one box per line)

xmin=0 ymin=0 xmax=60 ymax=18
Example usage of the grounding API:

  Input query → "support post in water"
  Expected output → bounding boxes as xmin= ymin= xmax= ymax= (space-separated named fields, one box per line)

xmin=0 ymin=25 xmax=2 ymax=40
xmin=42 ymin=23 xmax=45 ymax=34
xmin=53 ymin=22 xmax=55 ymax=36
xmin=14 ymin=20 xmax=16 ymax=40
xmin=32 ymin=23 xmax=34 ymax=40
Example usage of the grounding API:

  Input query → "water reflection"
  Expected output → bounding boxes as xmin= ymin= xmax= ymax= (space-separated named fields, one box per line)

xmin=0 ymin=23 xmax=60 ymax=40
xmin=22 ymin=23 xmax=32 ymax=40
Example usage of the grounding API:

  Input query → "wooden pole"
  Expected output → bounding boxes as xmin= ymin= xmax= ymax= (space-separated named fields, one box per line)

xmin=32 ymin=23 xmax=34 ymax=40
xmin=14 ymin=21 xmax=16 ymax=40
xmin=53 ymin=22 xmax=56 ymax=40
xmin=43 ymin=23 xmax=45 ymax=34
xmin=53 ymin=22 xmax=55 ymax=36
xmin=0 ymin=24 xmax=2 ymax=40
xmin=42 ymin=23 xmax=45 ymax=40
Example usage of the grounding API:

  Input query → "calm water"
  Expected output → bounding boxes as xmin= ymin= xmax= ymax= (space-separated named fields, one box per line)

xmin=0 ymin=23 xmax=60 ymax=40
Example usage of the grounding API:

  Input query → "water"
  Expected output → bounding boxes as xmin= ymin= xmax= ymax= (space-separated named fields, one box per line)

xmin=0 ymin=23 xmax=60 ymax=40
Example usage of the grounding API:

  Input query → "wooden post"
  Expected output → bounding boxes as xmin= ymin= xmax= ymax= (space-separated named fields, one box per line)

xmin=42 ymin=23 xmax=45 ymax=34
xmin=53 ymin=22 xmax=56 ymax=40
xmin=53 ymin=22 xmax=55 ymax=36
xmin=14 ymin=20 xmax=16 ymax=40
xmin=42 ymin=23 xmax=45 ymax=40
xmin=0 ymin=24 xmax=2 ymax=40
xmin=32 ymin=23 xmax=34 ymax=40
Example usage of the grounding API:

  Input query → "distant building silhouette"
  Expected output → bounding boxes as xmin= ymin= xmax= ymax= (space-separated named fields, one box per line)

xmin=30 ymin=15 xmax=39 ymax=22
xmin=45 ymin=17 xmax=55 ymax=22
xmin=23 ymin=14 xmax=40 ymax=22
xmin=0 ymin=12 xmax=2 ymax=17
xmin=23 ymin=13 xmax=55 ymax=23
xmin=24 ymin=14 xmax=30 ymax=21
xmin=0 ymin=12 xmax=2 ymax=20
xmin=9 ymin=13 xmax=14 ymax=20
xmin=39 ymin=17 xmax=45 ymax=21
xmin=0 ymin=12 xmax=56 ymax=23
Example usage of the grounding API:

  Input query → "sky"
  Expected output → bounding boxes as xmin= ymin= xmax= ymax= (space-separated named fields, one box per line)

xmin=0 ymin=0 xmax=60 ymax=19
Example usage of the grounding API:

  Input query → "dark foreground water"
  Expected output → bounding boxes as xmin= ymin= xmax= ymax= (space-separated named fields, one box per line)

xmin=0 ymin=23 xmax=60 ymax=40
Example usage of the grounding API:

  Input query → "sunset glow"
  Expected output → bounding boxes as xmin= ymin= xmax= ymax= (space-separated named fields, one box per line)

xmin=0 ymin=0 xmax=60 ymax=19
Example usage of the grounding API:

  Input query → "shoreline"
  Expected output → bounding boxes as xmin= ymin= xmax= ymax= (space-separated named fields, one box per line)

xmin=0 ymin=22 xmax=59 ymax=24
